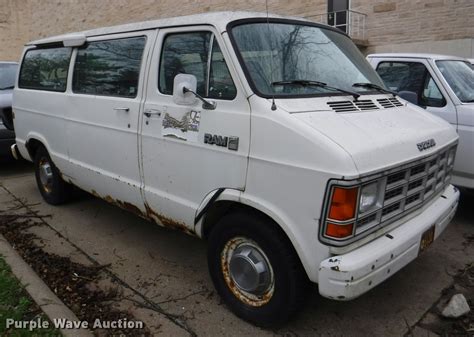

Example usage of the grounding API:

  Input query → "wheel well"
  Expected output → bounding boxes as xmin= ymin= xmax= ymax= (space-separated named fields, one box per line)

xmin=202 ymin=200 xmax=309 ymax=281
xmin=26 ymin=139 xmax=44 ymax=160
xmin=202 ymin=201 xmax=288 ymax=243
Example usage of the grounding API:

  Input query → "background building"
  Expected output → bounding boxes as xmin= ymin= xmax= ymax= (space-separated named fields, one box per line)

xmin=0 ymin=0 xmax=473 ymax=61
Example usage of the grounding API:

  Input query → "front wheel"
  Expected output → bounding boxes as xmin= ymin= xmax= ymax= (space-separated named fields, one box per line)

xmin=207 ymin=211 xmax=310 ymax=327
xmin=34 ymin=146 xmax=71 ymax=205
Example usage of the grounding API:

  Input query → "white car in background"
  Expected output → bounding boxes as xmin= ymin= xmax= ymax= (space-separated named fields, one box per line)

xmin=368 ymin=53 xmax=474 ymax=189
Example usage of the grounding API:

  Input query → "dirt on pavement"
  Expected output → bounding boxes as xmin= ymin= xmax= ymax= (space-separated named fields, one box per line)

xmin=0 ymin=210 xmax=151 ymax=337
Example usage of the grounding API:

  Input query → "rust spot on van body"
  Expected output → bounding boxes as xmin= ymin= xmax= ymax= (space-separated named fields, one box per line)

xmin=144 ymin=203 xmax=194 ymax=236
xmin=88 ymin=189 xmax=195 ymax=236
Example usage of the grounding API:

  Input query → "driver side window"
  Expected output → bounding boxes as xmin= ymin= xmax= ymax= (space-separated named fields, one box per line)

xmin=158 ymin=31 xmax=237 ymax=100
xmin=421 ymin=75 xmax=446 ymax=107
xmin=376 ymin=61 xmax=446 ymax=108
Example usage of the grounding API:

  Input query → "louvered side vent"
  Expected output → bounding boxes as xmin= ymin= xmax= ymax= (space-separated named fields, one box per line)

xmin=354 ymin=99 xmax=378 ymax=110
xmin=377 ymin=97 xmax=404 ymax=108
xmin=327 ymin=101 xmax=358 ymax=112
xmin=389 ymin=97 xmax=404 ymax=106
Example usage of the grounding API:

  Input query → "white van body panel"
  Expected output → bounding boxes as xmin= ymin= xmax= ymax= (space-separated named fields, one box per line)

xmin=13 ymin=14 xmax=460 ymax=297
xmin=367 ymin=53 xmax=474 ymax=188
xmin=454 ymin=104 xmax=474 ymax=188
xmin=280 ymin=97 xmax=457 ymax=174
xmin=140 ymin=25 xmax=251 ymax=230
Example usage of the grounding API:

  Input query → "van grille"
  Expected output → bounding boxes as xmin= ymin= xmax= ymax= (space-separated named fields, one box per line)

xmin=373 ymin=146 xmax=454 ymax=224
xmin=321 ymin=143 xmax=457 ymax=246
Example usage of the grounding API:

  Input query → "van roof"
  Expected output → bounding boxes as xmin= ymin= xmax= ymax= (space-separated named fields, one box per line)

xmin=27 ymin=11 xmax=313 ymax=46
xmin=367 ymin=53 xmax=468 ymax=62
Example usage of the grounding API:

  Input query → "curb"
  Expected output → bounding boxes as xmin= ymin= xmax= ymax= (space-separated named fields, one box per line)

xmin=0 ymin=233 xmax=93 ymax=337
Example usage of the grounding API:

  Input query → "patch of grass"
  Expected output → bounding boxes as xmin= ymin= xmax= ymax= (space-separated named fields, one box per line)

xmin=0 ymin=256 xmax=61 ymax=336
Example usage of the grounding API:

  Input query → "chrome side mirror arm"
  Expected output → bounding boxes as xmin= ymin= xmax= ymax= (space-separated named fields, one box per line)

xmin=183 ymin=87 xmax=217 ymax=110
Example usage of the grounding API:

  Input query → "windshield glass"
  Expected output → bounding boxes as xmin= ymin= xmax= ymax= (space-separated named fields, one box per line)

xmin=230 ymin=21 xmax=385 ymax=97
xmin=436 ymin=60 xmax=474 ymax=103
xmin=0 ymin=63 xmax=18 ymax=89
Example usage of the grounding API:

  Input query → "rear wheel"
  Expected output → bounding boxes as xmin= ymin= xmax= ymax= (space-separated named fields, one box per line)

xmin=207 ymin=211 xmax=310 ymax=327
xmin=34 ymin=146 xmax=71 ymax=205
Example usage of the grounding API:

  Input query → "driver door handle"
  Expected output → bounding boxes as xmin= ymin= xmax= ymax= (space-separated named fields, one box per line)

xmin=144 ymin=109 xmax=162 ymax=118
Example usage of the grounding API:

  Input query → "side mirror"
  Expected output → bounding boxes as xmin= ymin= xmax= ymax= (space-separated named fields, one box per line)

xmin=173 ymin=74 xmax=198 ymax=106
xmin=398 ymin=91 xmax=419 ymax=106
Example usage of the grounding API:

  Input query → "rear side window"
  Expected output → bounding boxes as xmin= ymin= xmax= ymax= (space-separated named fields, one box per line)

xmin=73 ymin=37 xmax=146 ymax=98
xmin=19 ymin=47 xmax=71 ymax=92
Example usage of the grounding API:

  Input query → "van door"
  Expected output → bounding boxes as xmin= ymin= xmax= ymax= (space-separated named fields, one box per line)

xmin=140 ymin=26 xmax=250 ymax=230
xmin=66 ymin=31 xmax=156 ymax=210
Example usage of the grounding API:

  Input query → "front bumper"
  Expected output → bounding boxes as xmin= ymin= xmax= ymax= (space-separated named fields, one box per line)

xmin=318 ymin=184 xmax=459 ymax=300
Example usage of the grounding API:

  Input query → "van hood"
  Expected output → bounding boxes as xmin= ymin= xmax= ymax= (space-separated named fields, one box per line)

xmin=276 ymin=96 xmax=459 ymax=176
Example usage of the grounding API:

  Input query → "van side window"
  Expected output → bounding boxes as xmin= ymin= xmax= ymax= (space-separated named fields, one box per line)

xmin=159 ymin=32 xmax=236 ymax=100
xmin=19 ymin=47 xmax=71 ymax=92
xmin=73 ymin=37 xmax=146 ymax=98
xmin=422 ymin=75 xmax=446 ymax=107
xmin=376 ymin=61 xmax=446 ymax=108
xmin=209 ymin=38 xmax=237 ymax=100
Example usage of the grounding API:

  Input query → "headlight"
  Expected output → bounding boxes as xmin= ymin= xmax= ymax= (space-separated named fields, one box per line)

xmin=359 ymin=181 xmax=383 ymax=214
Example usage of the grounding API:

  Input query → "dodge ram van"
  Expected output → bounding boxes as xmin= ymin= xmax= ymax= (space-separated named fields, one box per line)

xmin=13 ymin=12 xmax=460 ymax=326
xmin=368 ymin=53 xmax=474 ymax=189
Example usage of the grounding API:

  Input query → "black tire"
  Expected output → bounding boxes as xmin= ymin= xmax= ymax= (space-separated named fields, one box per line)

xmin=34 ymin=146 xmax=71 ymax=205
xmin=207 ymin=211 xmax=310 ymax=327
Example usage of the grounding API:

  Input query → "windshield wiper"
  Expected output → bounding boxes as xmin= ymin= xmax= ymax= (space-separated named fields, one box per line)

xmin=352 ymin=82 xmax=397 ymax=97
xmin=272 ymin=80 xmax=360 ymax=100
xmin=0 ymin=85 xmax=14 ymax=90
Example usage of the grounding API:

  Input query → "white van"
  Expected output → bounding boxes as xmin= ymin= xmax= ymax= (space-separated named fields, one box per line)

xmin=13 ymin=12 xmax=460 ymax=326
xmin=367 ymin=53 xmax=474 ymax=189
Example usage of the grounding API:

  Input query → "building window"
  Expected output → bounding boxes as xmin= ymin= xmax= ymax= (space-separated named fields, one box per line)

xmin=328 ymin=0 xmax=349 ymax=33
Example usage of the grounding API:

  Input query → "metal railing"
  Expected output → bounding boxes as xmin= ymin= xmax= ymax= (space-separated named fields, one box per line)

xmin=306 ymin=10 xmax=367 ymax=41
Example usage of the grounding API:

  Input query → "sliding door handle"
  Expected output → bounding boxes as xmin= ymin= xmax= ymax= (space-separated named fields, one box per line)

xmin=114 ymin=107 xmax=130 ymax=112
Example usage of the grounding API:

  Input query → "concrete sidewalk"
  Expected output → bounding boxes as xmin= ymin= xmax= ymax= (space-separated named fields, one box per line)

xmin=1 ymin=161 xmax=473 ymax=336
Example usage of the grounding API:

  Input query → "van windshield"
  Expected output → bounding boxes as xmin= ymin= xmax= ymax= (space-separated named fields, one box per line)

xmin=0 ymin=63 xmax=18 ymax=90
xmin=230 ymin=21 xmax=385 ymax=98
xmin=435 ymin=60 xmax=474 ymax=103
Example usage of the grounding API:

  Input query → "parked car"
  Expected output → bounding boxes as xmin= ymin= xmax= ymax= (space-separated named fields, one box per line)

xmin=0 ymin=62 xmax=18 ymax=161
xmin=367 ymin=53 xmax=474 ymax=189
xmin=13 ymin=12 xmax=459 ymax=326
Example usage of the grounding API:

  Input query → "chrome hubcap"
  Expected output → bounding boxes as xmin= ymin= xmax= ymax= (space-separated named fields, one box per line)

xmin=39 ymin=158 xmax=53 ymax=193
xmin=221 ymin=237 xmax=274 ymax=306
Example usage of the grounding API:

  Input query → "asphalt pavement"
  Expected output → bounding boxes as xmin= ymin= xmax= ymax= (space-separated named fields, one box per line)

xmin=0 ymin=160 xmax=473 ymax=336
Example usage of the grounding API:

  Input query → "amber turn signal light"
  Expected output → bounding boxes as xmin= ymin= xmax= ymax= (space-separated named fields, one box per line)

xmin=325 ymin=222 xmax=354 ymax=238
xmin=328 ymin=186 xmax=358 ymax=221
